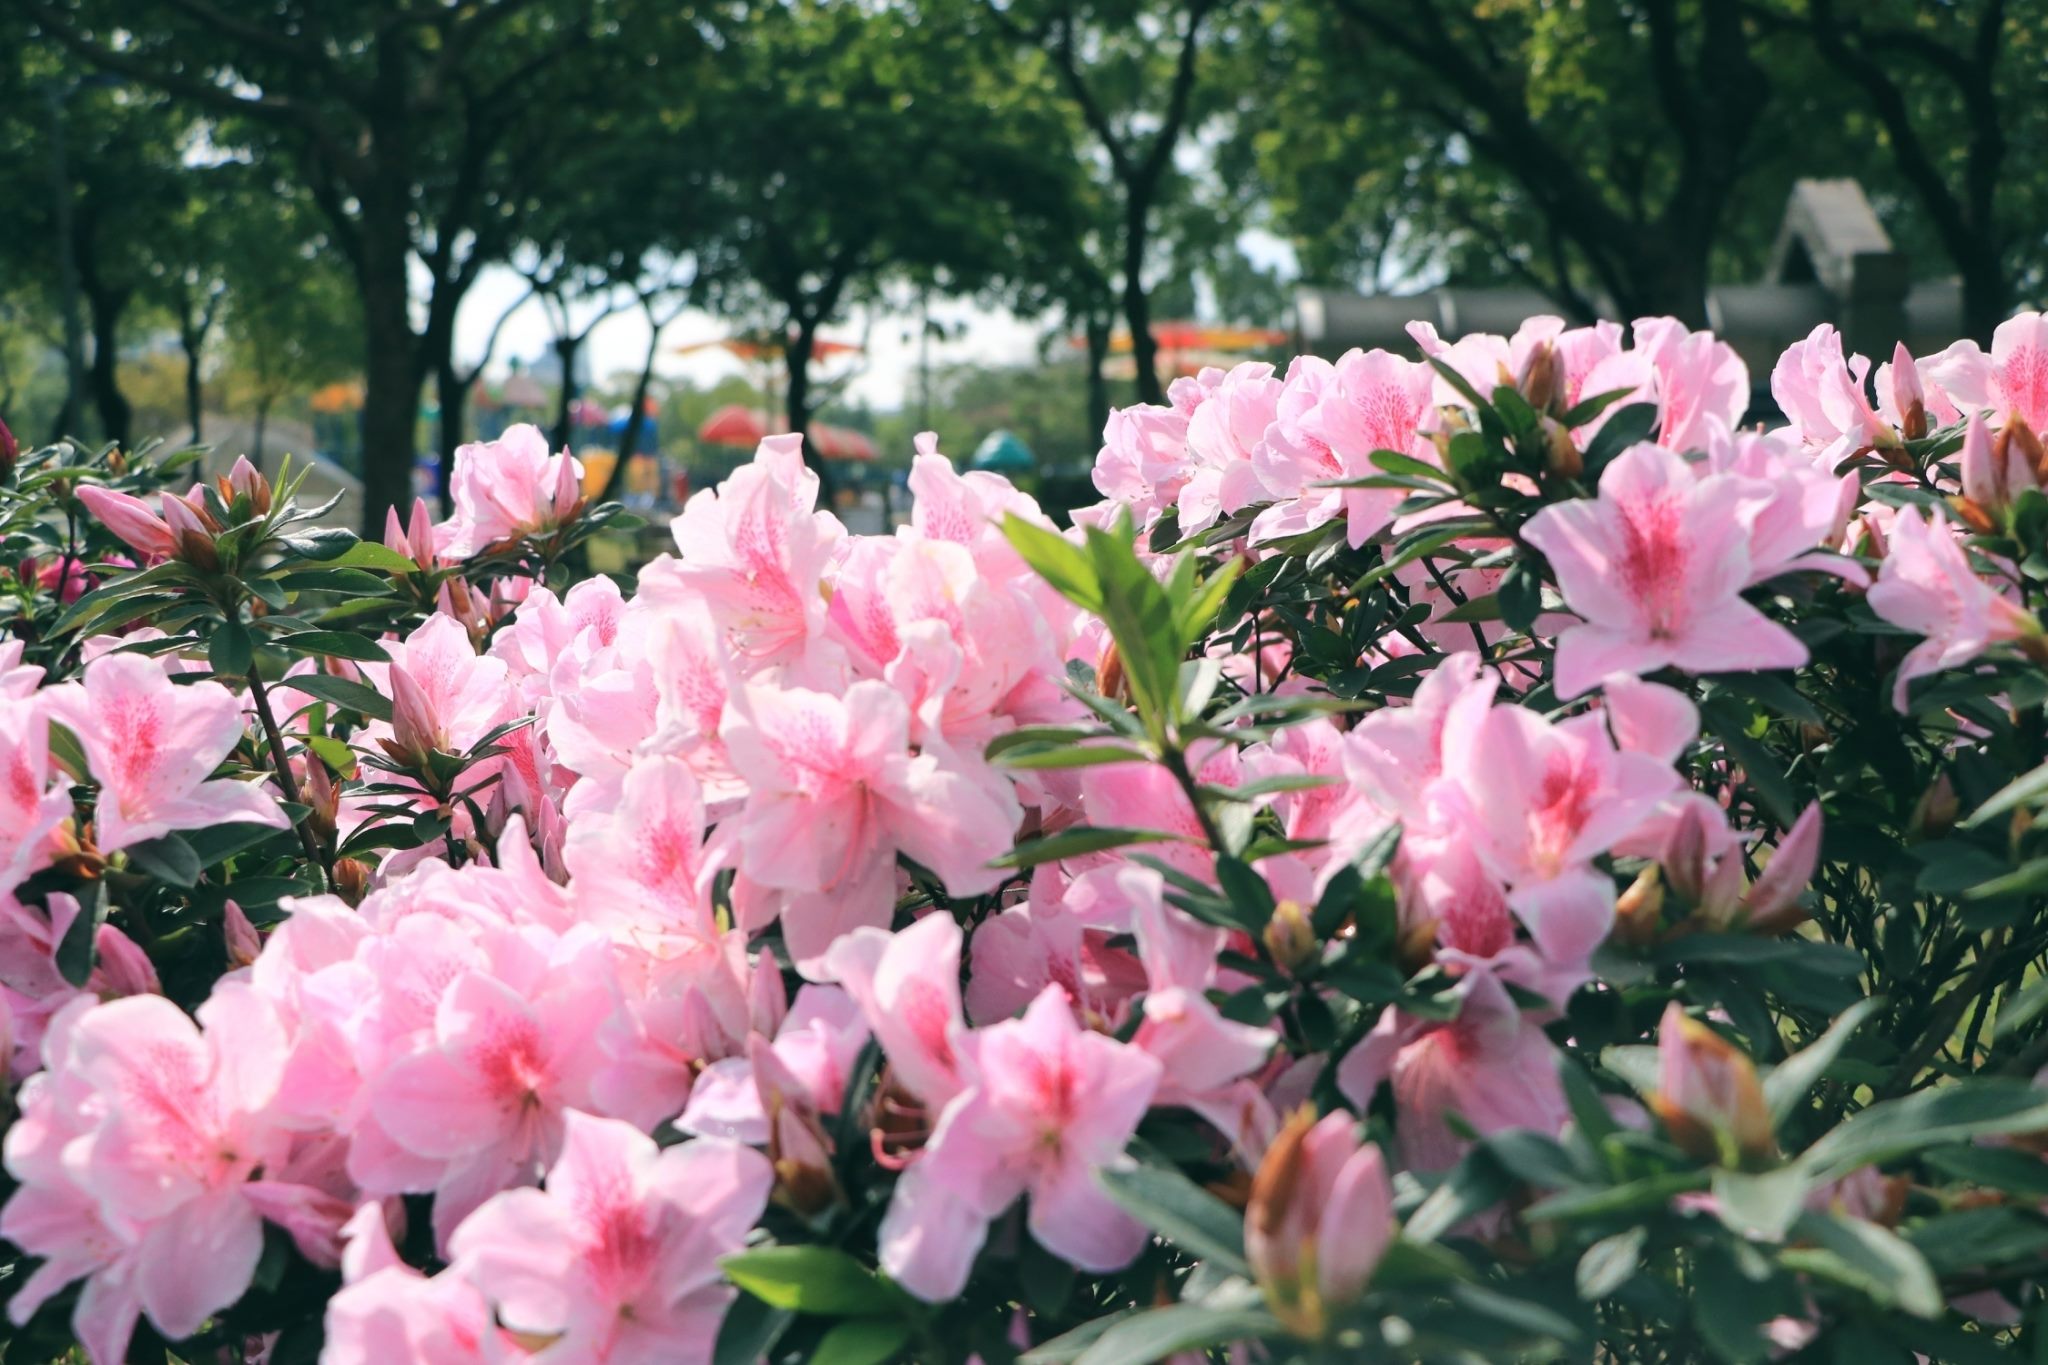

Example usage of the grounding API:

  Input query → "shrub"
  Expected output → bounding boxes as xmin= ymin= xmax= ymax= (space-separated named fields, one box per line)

xmin=3 ymin=316 xmax=2048 ymax=1364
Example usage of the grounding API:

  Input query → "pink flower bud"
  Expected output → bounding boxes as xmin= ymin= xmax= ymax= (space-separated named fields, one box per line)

xmin=1960 ymin=411 xmax=2034 ymax=515
xmin=93 ymin=924 xmax=161 ymax=999
xmin=75 ymin=483 xmax=177 ymax=560
xmin=0 ymin=415 xmax=17 ymax=477
xmin=223 ymin=898 xmax=261 ymax=969
xmin=1889 ymin=342 xmax=1928 ymax=440
xmin=223 ymin=456 xmax=272 ymax=514
xmin=1247 ymin=1107 xmax=1396 ymax=1339
xmin=385 ymin=664 xmax=443 ymax=763
xmin=1744 ymin=801 xmax=1823 ymax=933
xmin=1650 ymin=1002 xmax=1773 ymax=1167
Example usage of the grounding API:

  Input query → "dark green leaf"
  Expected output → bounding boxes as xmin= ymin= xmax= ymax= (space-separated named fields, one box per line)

xmin=1098 ymin=1160 xmax=1249 ymax=1276
xmin=126 ymin=833 xmax=203 ymax=888
xmin=720 ymin=1246 xmax=908 ymax=1316
xmin=272 ymin=630 xmax=390 ymax=663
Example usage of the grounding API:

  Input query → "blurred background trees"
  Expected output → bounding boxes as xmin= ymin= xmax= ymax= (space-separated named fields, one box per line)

xmin=3 ymin=0 xmax=2042 ymax=534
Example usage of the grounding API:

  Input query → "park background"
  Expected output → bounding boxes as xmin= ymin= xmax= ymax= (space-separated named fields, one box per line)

xmin=2 ymin=0 xmax=2042 ymax=538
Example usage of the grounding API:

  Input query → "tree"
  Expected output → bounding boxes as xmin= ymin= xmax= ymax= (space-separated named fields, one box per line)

xmin=1247 ymin=0 xmax=1783 ymax=324
xmin=981 ymin=0 xmax=1231 ymax=405
xmin=216 ymin=186 xmax=361 ymax=472
xmin=28 ymin=0 xmax=625 ymax=533
xmin=675 ymin=0 xmax=1091 ymax=486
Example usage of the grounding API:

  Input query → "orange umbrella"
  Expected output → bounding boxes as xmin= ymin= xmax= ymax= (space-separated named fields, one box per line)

xmin=673 ymin=335 xmax=864 ymax=361
xmin=695 ymin=405 xmax=876 ymax=461
xmin=1078 ymin=321 xmax=1290 ymax=356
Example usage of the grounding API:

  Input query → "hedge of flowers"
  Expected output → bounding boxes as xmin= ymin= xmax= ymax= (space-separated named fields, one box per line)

xmin=3 ymin=313 xmax=2048 ymax=1364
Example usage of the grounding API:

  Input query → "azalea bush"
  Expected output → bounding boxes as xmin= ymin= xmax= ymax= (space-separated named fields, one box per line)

xmin=5 ymin=316 xmax=2048 ymax=1364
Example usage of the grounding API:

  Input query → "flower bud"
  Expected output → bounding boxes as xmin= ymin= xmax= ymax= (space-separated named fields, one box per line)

xmin=382 ymin=665 xmax=443 ymax=766
xmin=1998 ymin=414 xmax=2048 ymax=487
xmin=1262 ymin=898 xmax=1317 ymax=974
xmin=1694 ymin=852 xmax=1746 ymax=931
xmin=1889 ymin=343 xmax=1929 ymax=441
xmin=162 ymin=494 xmax=221 ymax=572
xmin=222 ymin=455 xmax=273 ymax=516
xmin=1517 ymin=341 xmax=1561 ymax=415
xmin=1096 ymin=640 xmax=1128 ymax=704
xmin=223 ymin=898 xmax=262 ymax=969
xmin=1613 ymin=865 xmax=1665 ymax=946
xmin=75 ymin=483 xmax=177 ymax=561
xmin=1247 ymin=1107 xmax=1395 ymax=1339
xmin=753 ymin=1037 xmax=842 ymax=1219
xmin=332 ymin=857 xmax=369 ymax=906
xmin=1908 ymin=773 xmax=1958 ymax=841
xmin=93 ymin=924 xmax=161 ymax=999
xmin=0 ymin=415 xmax=17 ymax=481
xmin=1543 ymin=417 xmax=1583 ymax=479
xmin=1650 ymin=1003 xmax=1774 ymax=1167
xmin=1743 ymin=801 xmax=1823 ymax=935
xmin=1660 ymin=803 xmax=1714 ymax=905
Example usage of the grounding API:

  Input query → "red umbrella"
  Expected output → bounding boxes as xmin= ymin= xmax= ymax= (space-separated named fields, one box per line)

xmin=695 ymin=405 xmax=876 ymax=461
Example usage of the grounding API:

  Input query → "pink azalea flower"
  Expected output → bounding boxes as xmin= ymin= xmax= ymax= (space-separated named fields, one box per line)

xmin=0 ymin=702 xmax=70 ymax=895
xmin=436 ymin=423 xmax=585 ymax=559
xmin=1630 ymin=316 xmax=1750 ymax=452
xmin=1 ymin=986 xmax=331 ymax=1360
xmin=1926 ymin=311 xmax=2048 ymax=433
xmin=1866 ymin=505 xmax=2039 ymax=710
xmin=41 ymin=652 xmax=289 ymax=852
xmin=1291 ymin=347 xmax=1438 ymax=548
xmin=665 ymin=435 xmax=843 ymax=666
xmin=882 ymin=985 xmax=1163 ymax=1300
xmin=1337 ymin=972 xmax=1569 ymax=1172
xmin=362 ymin=929 xmax=615 ymax=1247
xmin=826 ymin=913 xmax=971 ymax=1108
xmin=447 ymin=1112 xmax=771 ymax=1365
xmin=719 ymin=679 xmax=1017 ymax=973
xmin=1522 ymin=442 xmax=1809 ymax=698
xmin=1179 ymin=361 xmax=1283 ymax=534
xmin=564 ymin=754 xmax=717 ymax=942
xmin=1435 ymin=698 xmax=1676 ymax=889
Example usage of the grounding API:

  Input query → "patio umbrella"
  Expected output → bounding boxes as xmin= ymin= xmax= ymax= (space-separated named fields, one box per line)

xmin=695 ymin=405 xmax=876 ymax=461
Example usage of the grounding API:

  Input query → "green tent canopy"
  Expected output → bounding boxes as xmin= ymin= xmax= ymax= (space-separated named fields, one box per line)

xmin=969 ymin=428 xmax=1034 ymax=474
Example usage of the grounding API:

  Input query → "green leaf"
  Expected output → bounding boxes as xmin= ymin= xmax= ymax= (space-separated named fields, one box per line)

xmin=1443 ymin=1280 xmax=1579 ymax=1345
xmin=1763 ymin=997 xmax=1880 ymax=1124
xmin=991 ymin=826 xmax=1181 ymax=870
xmin=1213 ymin=855 xmax=1276 ymax=930
xmin=1925 ymin=1143 xmax=2048 ymax=1199
xmin=1069 ymin=1305 xmax=1281 ymax=1365
xmin=711 ymin=1294 xmax=791 ymax=1365
xmin=1017 ymin=1312 xmax=1133 ymax=1365
xmin=54 ymin=883 xmax=105 ymax=989
xmin=993 ymin=743 xmax=1150 ymax=770
xmin=209 ymin=619 xmax=254 ymax=676
xmin=720 ymin=1246 xmax=907 ymax=1317
xmin=1098 ymin=1160 xmax=1249 ymax=1276
xmin=272 ymin=568 xmax=399 ymax=597
xmin=1004 ymin=514 xmax=1100 ymax=610
xmin=1800 ymin=1080 xmax=2048 ymax=1181
xmin=1580 ymin=402 xmax=1660 ymax=480
xmin=1700 ymin=699 xmax=1798 ymax=826
xmin=183 ymin=822 xmax=289 ymax=868
xmin=1904 ymin=1205 xmax=2048 ymax=1274
xmin=1177 ymin=557 xmax=1244 ymax=644
xmin=125 ymin=833 xmax=203 ymax=888
xmin=1498 ymin=560 xmax=1542 ymax=633
xmin=272 ymin=630 xmax=391 ymax=663
xmin=811 ymin=1317 xmax=912 ymax=1365
xmin=1712 ymin=1165 xmax=1811 ymax=1242
xmin=1575 ymin=1226 xmax=1646 ymax=1299
xmin=1084 ymin=525 xmax=1184 ymax=733
xmin=1523 ymin=1171 xmax=1708 ymax=1223
xmin=1963 ymin=759 xmax=2048 ymax=828
xmin=284 ymin=673 xmax=394 ymax=722
xmin=1782 ymin=1211 xmax=1942 ymax=1317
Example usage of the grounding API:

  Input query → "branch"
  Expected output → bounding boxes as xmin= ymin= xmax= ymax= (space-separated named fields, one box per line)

xmin=1135 ymin=0 xmax=1218 ymax=192
xmin=455 ymin=285 xmax=536 ymax=388
xmin=30 ymin=3 xmax=359 ymax=176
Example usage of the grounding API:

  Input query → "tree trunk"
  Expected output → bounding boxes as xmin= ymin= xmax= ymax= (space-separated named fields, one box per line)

xmin=252 ymin=397 xmax=271 ymax=473
xmin=1084 ymin=308 xmax=1113 ymax=449
xmin=598 ymin=320 xmax=663 ymax=505
xmin=84 ymin=286 xmax=131 ymax=452
xmin=181 ymin=318 xmax=204 ymax=443
xmin=1961 ymin=254 xmax=2008 ymax=348
xmin=550 ymin=335 xmax=580 ymax=455
xmin=785 ymin=321 xmax=835 ymax=503
xmin=1121 ymin=193 xmax=1163 ymax=406
xmin=355 ymin=243 xmax=420 ymax=537
xmin=435 ymin=357 xmax=470 ymax=518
